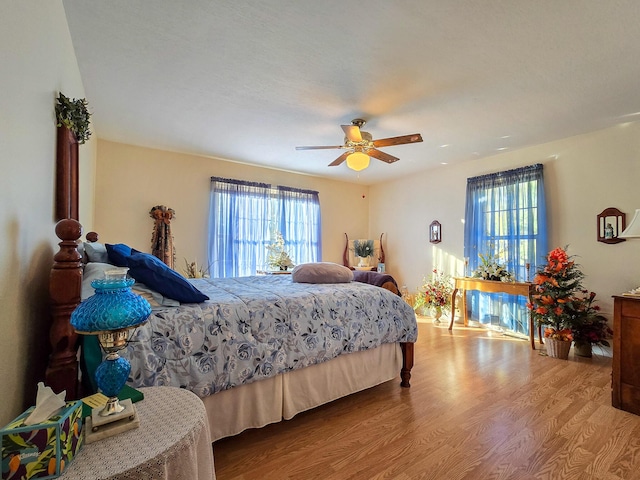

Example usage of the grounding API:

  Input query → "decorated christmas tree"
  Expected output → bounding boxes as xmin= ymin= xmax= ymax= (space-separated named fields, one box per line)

xmin=528 ymin=247 xmax=584 ymax=341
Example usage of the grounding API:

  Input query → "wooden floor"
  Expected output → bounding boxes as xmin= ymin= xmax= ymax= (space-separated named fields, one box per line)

xmin=213 ymin=319 xmax=640 ymax=480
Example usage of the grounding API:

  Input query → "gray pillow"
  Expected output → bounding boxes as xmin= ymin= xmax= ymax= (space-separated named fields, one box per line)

xmin=83 ymin=242 xmax=109 ymax=263
xmin=81 ymin=262 xmax=116 ymax=300
xmin=291 ymin=262 xmax=354 ymax=284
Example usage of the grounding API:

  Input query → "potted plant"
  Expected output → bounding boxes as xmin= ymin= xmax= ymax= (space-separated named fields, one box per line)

xmin=55 ymin=92 xmax=92 ymax=144
xmin=183 ymin=259 xmax=210 ymax=279
xmin=413 ymin=269 xmax=453 ymax=324
xmin=353 ymin=239 xmax=374 ymax=267
xmin=569 ymin=290 xmax=612 ymax=357
xmin=528 ymin=247 xmax=584 ymax=359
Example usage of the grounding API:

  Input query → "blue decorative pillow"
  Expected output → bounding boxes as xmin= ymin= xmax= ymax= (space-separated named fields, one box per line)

xmin=106 ymin=243 xmax=133 ymax=267
xmin=127 ymin=252 xmax=209 ymax=303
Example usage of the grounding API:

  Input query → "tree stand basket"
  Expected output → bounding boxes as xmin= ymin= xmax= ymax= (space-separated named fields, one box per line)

xmin=545 ymin=338 xmax=571 ymax=359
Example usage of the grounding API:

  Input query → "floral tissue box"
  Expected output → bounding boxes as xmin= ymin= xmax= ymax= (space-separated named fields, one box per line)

xmin=1 ymin=401 xmax=83 ymax=479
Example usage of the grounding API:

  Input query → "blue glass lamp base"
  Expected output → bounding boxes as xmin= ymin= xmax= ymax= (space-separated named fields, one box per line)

xmin=95 ymin=353 xmax=131 ymax=417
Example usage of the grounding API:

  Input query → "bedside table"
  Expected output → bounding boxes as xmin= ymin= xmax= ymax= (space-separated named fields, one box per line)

xmin=61 ymin=387 xmax=215 ymax=479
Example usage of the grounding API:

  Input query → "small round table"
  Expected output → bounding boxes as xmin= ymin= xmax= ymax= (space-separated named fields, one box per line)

xmin=61 ymin=386 xmax=215 ymax=479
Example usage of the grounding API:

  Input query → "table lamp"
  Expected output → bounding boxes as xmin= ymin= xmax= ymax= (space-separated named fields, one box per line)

xmin=70 ymin=267 xmax=151 ymax=441
xmin=620 ymin=209 xmax=640 ymax=238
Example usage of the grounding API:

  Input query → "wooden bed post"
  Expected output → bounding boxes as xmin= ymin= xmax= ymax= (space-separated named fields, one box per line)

xmin=400 ymin=342 xmax=414 ymax=388
xmin=46 ymin=218 xmax=83 ymax=399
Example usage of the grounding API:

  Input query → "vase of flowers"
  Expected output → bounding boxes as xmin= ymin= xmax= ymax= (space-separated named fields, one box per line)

xmin=433 ymin=305 xmax=443 ymax=323
xmin=472 ymin=252 xmax=514 ymax=282
xmin=353 ymin=239 xmax=374 ymax=267
xmin=413 ymin=269 xmax=453 ymax=324
xmin=266 ymin=231 xmax=294 ymax=271
xmin=528 ymin=246 xmax=585 ymax=359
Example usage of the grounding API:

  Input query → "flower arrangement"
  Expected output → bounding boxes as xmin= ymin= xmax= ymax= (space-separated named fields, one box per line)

xmin=472 ymin=253 xmax=514 ymax=282
xmin=183 ymin=259 xmax=210 ymax=279
xmin=528 ymin=246 xmax=585 ymax=337
xmin=413 ymin=269 xmax=454 ymax=312
xmin=266 ymin=231 xmax=294 ymax=270
xmin=353 ymin=239 xmax=374 ymax=258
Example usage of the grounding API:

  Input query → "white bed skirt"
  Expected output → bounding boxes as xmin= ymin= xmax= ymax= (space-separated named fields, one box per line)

xmin=204 ymin=343 xmax=402 ymax=441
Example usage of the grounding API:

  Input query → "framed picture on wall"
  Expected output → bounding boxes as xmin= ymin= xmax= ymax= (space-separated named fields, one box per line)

xmin=429 ymin=220 xmax=441 ymax=244
xmin=596 ymin=207 xmax=626 ymax=244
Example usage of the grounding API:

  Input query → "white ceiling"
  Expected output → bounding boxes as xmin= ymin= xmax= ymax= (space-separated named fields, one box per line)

xmin=62 ymin=0 xmax=640 ymax=185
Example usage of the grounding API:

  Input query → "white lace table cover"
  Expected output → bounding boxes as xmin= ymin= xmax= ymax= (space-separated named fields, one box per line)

xmin=61 ymin=386 xmax=215 ymax=479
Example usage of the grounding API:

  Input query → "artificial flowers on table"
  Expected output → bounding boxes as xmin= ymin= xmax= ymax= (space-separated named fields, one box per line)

xmin=266 ymin=231 xmax=294 ymax=270
xmin=472 ymin=253 xmax=514 ymax=282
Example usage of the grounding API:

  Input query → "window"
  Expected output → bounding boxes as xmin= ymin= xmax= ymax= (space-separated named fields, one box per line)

xmin=464 ymin=164 xmax=548 ymax=336
xmin=207 ymin=177 xmax=321 ymax=277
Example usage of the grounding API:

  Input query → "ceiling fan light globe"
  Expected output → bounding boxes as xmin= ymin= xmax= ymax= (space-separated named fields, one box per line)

xmin=346 ymin=152 xmax=370 ymax=171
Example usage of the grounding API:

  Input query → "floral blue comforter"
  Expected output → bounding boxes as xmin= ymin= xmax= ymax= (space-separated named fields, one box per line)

xmin=124 ymin=275 xmax=418 ymax=397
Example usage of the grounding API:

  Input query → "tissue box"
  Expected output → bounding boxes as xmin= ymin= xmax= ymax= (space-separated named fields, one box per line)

xmin=1 ymin=401 xmax=83 ymax=480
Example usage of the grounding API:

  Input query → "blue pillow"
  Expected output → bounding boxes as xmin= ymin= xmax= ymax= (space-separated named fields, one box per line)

xmin=106 ymin=243 xmax=133 ymax=267
xmin=126 ymin=252 xmax=209 ymax=303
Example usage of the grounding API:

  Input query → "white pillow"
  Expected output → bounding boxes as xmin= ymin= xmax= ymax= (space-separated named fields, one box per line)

xmin=291 ymin=262 xmax=354 ymax=284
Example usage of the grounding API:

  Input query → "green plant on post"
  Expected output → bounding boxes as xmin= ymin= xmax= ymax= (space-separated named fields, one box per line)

xmin=55 ymin=92 xmax=92 ymax=144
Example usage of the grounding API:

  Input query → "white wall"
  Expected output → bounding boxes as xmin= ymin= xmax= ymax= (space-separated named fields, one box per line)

xmin=0 ymin=1 xmax=97 ymax=425
xmin=94 ymin=140 xmax=370 ymax=270
xmin=370 ymin=121 xmax=640 ymax=318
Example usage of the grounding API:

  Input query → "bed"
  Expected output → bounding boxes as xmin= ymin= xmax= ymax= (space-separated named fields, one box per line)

xmin=45 ymin=219 xmax=417 ymax=441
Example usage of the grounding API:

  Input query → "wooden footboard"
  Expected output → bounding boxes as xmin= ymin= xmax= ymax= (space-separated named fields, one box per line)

xmin=46 ymin=219 xmax=83 ymax=399
xmin=400 ymin=342 xmax=414 ymax=387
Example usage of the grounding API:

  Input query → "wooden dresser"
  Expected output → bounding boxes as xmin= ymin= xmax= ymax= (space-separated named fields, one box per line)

xmin=612 ymin=295 xmax=640 ymax=415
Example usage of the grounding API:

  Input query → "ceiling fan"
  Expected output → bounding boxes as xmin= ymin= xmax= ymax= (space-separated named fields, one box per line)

xmin=295 ymin=119 xmax=423 ymax=171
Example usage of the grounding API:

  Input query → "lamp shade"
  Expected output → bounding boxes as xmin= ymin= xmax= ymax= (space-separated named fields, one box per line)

xmin=71 ymin=268 xmax=151 ymax=334
xmin=620 ymin=209 xmax=640 ymax=238
xmin=346 ymin=152 xmax=370 ymax=172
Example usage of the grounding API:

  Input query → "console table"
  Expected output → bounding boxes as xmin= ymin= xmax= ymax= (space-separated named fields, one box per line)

xmin=61 ymin=386 xmax=215 ymax=479
xmin=449 ymin=277 xmax=541 ymax=349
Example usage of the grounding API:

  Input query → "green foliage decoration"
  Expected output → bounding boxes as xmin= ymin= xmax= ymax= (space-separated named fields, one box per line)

xmin=55 ymin=92 xmax=92 ymax=144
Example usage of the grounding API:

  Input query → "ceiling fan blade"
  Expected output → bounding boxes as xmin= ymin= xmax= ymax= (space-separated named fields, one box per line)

xmin=373 ymin=133 xmax=423 ymax=148
xmin=328 ymin=152 xmax=350 ymax=167
xmin=341 ymin=125 xmax=362 ymax=143
xmin=368 ymin=148 xmax=400 ymax=164
xmin=295 ymin=145 xmax=344 ymax=150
